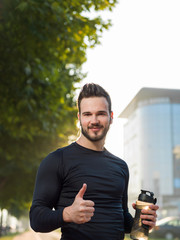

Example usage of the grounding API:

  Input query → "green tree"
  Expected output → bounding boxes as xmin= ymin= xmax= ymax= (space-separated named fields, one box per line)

xmin=0 ymin=0 xmax=117 ymax=217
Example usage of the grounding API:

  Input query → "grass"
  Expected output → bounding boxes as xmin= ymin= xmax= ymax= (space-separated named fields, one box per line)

xmin=0 ymin=237 xmax=14 ymax=240
xmin=0 ymin=233 xmax=19 ymax=240
xmin=125 ymin=235 xmax=165 ymax=240
xmin=125 ymin=235 xmax=177 ymax=240
xmin=0 ymin=232 xmax=177 ymax=240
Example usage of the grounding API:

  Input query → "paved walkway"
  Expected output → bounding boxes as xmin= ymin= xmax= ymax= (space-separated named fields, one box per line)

xmin=13 ymin=229 xmax=61 ymax=240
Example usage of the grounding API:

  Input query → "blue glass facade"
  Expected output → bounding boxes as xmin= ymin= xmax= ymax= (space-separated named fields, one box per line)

xmin=120 ymin=88 xmax=180 ymax=217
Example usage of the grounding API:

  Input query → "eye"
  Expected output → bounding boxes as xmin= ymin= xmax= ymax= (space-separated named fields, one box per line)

xmin=98 ymin=112 xmax=107 ymax=116
xmin=83 ymin=112 xmax=91 ymax=116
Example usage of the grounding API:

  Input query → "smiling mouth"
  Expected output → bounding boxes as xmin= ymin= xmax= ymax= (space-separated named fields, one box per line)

xmin=91 ymin=128 xmax=100 ymax=131
xmin=88 ymin=126 xmax=103 ymax=132
xmin=88 ymin=125 xmax=102 ymax=129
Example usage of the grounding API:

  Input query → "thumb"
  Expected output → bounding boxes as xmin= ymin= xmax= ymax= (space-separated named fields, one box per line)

xmin=76 ymin=183 xmax=87 ymax=199
xmin=132 ymin=203 xmax=136 ymax=210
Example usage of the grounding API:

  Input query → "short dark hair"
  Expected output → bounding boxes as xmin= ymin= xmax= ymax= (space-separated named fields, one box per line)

xmin=77 ymin=83 xmax=112 ymax=113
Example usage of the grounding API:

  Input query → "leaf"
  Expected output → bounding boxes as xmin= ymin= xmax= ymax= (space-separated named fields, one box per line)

xmin=0 ymin=0 xmax=117 ymax=217
xmin=16 ymin=2 xmax=28 ymax=11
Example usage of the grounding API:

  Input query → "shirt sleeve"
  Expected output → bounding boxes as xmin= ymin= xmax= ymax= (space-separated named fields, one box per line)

xmin=122 ymin=163 xmax=134 ymax=233
xmin=29 ymin=150 xmax=64 ymax=232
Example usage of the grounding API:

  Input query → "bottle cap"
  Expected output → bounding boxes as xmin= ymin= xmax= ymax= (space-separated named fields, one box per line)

xmin=138 ymin=190 xmax=157 ymax=204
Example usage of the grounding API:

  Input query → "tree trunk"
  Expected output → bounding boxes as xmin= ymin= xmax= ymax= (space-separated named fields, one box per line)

xmin=0 ymin=208 xmax=3 ymax=236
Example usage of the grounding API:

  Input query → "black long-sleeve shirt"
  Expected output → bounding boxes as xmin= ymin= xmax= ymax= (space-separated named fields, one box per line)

xmin=30 ymin=142 xmax=133 ymax=240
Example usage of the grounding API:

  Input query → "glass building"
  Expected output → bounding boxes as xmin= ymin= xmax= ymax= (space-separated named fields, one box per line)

xmin=119 ymin=87 xmax=180 ymax=218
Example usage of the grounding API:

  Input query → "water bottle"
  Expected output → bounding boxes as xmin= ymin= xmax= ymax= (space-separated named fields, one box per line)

xmin=130 ymin=190 xmax=157 ymax=240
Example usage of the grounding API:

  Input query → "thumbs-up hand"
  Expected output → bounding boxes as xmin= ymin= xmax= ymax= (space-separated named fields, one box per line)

xmin=63 ymin=184 xmax=95 ymax=224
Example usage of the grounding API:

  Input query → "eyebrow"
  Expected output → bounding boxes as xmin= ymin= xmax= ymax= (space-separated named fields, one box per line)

xmin=82 ymin=111 xmax=91 ymax=115
xmin=97 ymin=111 xmax=108 ymax=114
xmin=82 ymin=111 xmax=108 ymax=115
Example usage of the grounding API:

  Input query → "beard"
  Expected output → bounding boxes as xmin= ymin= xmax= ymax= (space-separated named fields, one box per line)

xmin=80 ymin=122 xmax=110 ymax=142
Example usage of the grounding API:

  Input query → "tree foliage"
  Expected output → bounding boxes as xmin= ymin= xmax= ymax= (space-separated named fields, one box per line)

xmin=0 ymin=0 xmax=117 ymax=216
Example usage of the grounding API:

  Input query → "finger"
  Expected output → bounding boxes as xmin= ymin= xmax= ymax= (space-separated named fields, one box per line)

xmin=149 ymin=204 xmax=159 ymax=210
xmin=76 ymin=183 xmax=87 ymax=199
xmin=84 ymin=200 xmax=95 ymax=207
xmin=86 ymin=216 xmax=92 ymax=222
xmin=78 ymin=213 xmax=94 ymax=224
xmin=141 ymin=214 xmax=156 ymax=221
xmin=141 ymin=208 xmax=157 ymax=217
xmin=142 ymin=219 xmax=156 ymax=228
xmin=85 ymin=211 xmax=94 ymax=218
xmin=79 ymin=205 xmax=95 ymax=213
xmin=84 ymin=206 xmax=95 ymax=213
xmin=84 ymin=216 xmax=92 ymax=223
xmin=132 ymin=203 xmax=136 ymax=209
xmin=84 ymin=212 xmax=94 ymax=222
xmin=141 ymin=208 xmax=156 ymax=214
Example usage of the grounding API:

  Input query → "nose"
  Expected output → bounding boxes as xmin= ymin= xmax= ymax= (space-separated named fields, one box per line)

xmin=91 ymin=114 xmax=99 ymax=124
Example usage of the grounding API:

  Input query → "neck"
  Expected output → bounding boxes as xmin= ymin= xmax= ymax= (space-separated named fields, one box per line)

xmin=76 ymin=135 xmax=105 ymax=151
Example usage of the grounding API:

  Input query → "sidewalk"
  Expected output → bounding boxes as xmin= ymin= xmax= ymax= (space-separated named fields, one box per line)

xmin=13 ymin=229 xmax=61 ymax=240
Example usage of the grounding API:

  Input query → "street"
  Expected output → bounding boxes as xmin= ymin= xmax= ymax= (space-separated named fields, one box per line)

xmin=13 ymin=229 xmax=61 ymax=240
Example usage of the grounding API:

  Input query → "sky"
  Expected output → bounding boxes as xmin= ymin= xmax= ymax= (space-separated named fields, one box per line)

xmin=77 ymin=0 xmax=180 ymax=157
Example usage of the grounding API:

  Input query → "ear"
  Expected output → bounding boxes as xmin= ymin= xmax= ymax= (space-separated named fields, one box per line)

xmin=77 ymin=112 xmax=80 ymax=120
xmin=110 ymin=111 xmax=113 ymax=124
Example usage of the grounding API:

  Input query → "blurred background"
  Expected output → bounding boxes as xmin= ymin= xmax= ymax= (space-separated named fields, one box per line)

xmin=0 ymin=0 xmax=180 ymax=239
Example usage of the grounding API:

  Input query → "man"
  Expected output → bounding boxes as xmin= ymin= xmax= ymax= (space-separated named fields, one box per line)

xmin=30 ymin=83 xmax=158 ymax=240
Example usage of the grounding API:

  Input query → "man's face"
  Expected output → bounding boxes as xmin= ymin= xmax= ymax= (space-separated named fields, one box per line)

xmin=78 ymin=97 xmax=113 ymax=142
